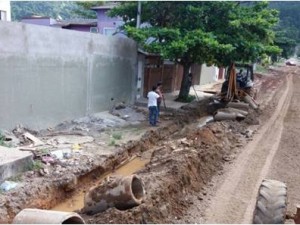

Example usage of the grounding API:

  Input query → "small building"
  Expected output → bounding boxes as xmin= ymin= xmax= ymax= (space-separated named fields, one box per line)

xmin=0 ymin=0 xmax=11 ymax=21
xmin=91 ymin=4 xmax=125 ymax=36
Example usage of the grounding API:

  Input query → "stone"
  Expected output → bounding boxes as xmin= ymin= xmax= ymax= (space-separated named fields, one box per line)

xmin=198 ymin=196 xmax=203 ymax=200
xmin=115 ymin=102 xmax=126 ymax=110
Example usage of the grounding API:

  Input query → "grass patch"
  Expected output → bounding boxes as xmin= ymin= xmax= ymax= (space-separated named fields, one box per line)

xmin=255 ymin=64 xmax=268 ymax=74
xmin=175 ymin=95 xmax=196 ymax=103
xmin=40 ymin=148 xmax=50 ymax=155
xmin=112 ymin=132 xmax=122 ymax=140
xmin=0 ymin=132 xmax=9 ymax=147
xmin=8 ymin=175 xmax=22 ymax=182
xmin=27 ymin=160 xmax=44 ymax=171
xmin=108 ymin=139 xmax=116 ymax=146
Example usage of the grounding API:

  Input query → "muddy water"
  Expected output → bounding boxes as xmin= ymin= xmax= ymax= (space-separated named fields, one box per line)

xmin=51 ymin=157 xmax=149 ymax=212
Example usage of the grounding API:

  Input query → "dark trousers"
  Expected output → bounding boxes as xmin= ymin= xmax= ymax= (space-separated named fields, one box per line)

xmin=157 ymin=101 xmax=161 ymax=120
xmin=148 ymin=106 xmax=158 ymax=126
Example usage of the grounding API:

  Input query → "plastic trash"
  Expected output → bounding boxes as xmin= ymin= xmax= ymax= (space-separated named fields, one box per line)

xmin=0 ymin=180 xmax=18 ymax=192
xmin=51 ymin=149 xmax=72 ymax=160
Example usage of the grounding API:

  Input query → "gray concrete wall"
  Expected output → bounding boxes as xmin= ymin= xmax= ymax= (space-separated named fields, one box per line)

xmin=0 ymin=21 xmax=137 ymax=130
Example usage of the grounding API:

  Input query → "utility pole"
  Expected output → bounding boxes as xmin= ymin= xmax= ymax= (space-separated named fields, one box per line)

xmin=136 ymin=1 xmax=141 ymax=28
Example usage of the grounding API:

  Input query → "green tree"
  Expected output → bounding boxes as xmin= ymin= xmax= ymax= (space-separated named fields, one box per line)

xmin=269 ymin=2 xmax=300 ymax=42
xmin=273 ymin=28 xmax=296 ymax=60
xmin=268 ymin=2 xmax=300 ymax=59
xmin=211 ymin=2 xmax=281 ymax=66
xmin=110 ymin=1 xmax=280 ymax=100
xmin=74 ymin=1 xmax=103 ymax=19
xmin=11 ymin=1 xmax=80 ymax=21
xmin=11 ymin=1 xmax=102 ymax=21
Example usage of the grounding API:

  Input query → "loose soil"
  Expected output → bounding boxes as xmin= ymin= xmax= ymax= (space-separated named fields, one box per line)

xmin=0 ymin=64 xmax=298 ymax=224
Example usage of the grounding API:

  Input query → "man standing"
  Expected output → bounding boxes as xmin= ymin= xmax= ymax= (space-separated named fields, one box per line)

xmin=147 ymin=86 xmax=160 ymax=126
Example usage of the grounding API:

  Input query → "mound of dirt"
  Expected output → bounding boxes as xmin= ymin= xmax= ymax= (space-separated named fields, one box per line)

xmin=81 ymin=121 xmax=241 ymax=224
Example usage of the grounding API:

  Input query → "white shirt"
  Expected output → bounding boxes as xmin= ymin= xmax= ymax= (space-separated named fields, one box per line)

xmin=147 ymin=91 xmax=160 ymax=107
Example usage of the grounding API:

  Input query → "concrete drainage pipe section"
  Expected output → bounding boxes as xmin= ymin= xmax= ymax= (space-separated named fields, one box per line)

xmin=214 ymin=111 xmax=245 ymax=121
xmin=83 ymin=174 xmax=145 ymax=215
xmin=12 ymin=209 xmax=85 ymax=224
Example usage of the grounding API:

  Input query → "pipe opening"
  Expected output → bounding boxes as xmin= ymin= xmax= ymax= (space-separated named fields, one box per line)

xmin=62 ymin=216 xmax=85 ymax=224
xmin=131 ymin=176 xmax=144 ymax=200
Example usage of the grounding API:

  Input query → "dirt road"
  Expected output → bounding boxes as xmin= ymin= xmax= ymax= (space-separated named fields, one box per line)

xmin=203 ymin=67 xmax=299 ymax=223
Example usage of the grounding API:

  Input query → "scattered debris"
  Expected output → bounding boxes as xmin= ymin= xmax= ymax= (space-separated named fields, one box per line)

xmin=23 ymin=132 xmax=45 ymax=147
xmin=41 ymin=156 xmax=56 ymax=164
xmin=51 ymin=149 xmax=72 ymax=160
xmin=46 ymin=135 xmax=94 ymax=146
xmin=0 ymin=181 xmax=18 ymax=192
xmin=39 ymin=168 xmax=50 ymax=176
xmin=114 ymin=102 xmax=126 ymax=110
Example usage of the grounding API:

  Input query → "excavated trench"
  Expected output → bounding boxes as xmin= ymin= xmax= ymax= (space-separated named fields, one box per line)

xmin=51 ymin=157 xmax=149 ymax=212
xmin=0 ymin=99 xmax=212 ymax=223
xmin=1 ymin=68 xmax=288 ymax=224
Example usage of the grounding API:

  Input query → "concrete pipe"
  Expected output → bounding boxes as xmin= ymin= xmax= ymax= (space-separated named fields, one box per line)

xmin=197 ymin=116 xmax=214 ymax=128
xmin=227 ymin=102 xmax=249 ymax=110
xmin=214 ymin=111 xmax=245 ymax=121
xmin=243 ymin=95 xmax=258 ymax=110
xmin=83 ymin=174 xmax=145 ymax=215
xmin=223 ymin=107 xmax=249 ymax=116
xmin=12 ymin=209 xmax=85 ymax=224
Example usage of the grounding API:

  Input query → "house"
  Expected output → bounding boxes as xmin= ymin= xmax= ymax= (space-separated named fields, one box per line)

xmin=21 ymin=16 xmax=58 ymax=26
xmin=21 ymin=16 xmax=98 ymax=33
xmin=91 ymin=4 xmax=125 ymax=36
xmin=0 ymin=0 xmax=11 ymax=21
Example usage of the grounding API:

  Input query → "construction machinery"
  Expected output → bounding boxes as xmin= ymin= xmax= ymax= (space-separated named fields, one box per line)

xmin=221 ymin=63 xmax=255 ymax=99
xmin=220 ymin=63 xmax=258 ymax=109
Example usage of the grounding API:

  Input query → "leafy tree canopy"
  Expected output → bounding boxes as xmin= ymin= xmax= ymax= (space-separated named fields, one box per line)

xmin=74 ymin=1 xmax=103 ymax=19
xmin=268 ymin=2 xmax=300 ymax=59
xmin=11 ymin=1 xmax=80 ymax=21
xmin=110 ymin=1 xmax=280 ymax=99
xmin=11 ymin=1 xmax=101 ymax=21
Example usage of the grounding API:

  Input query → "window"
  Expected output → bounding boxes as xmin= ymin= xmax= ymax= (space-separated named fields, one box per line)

xmin=90 ymin=27 xmax=99 ymax=33
xmin=103 ymin=28 xmax=116 ymax=36
xmin=0 ymin=10 xmax=7 ymax=21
